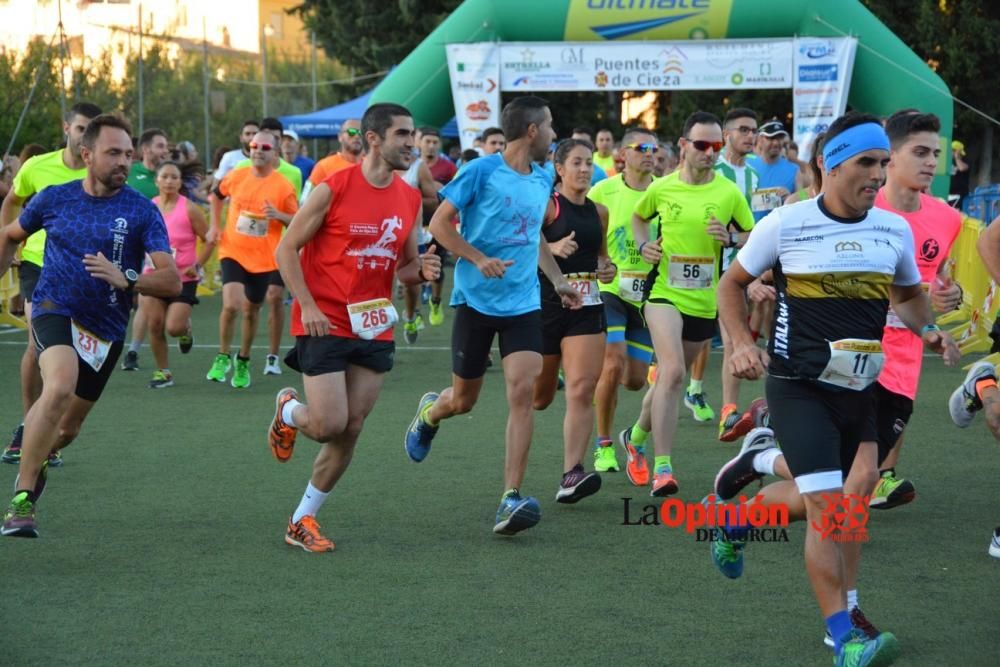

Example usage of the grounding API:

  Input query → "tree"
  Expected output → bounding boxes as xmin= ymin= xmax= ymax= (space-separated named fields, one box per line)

xmin=290 ymin=0 xmax=462 ymax=72
xmin=862 ymin=0 xmax=1000 ymax=184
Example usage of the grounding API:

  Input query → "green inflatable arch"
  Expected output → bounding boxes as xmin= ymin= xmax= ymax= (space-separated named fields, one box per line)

xmin=370 ymin=0 xmax=953 ymax=194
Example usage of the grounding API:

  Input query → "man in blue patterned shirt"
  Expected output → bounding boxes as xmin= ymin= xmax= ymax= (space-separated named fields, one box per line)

xmin=0 ymin=114 xmax=181 ymax=538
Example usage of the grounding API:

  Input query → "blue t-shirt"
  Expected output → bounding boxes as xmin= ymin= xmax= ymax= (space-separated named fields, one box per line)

xmin=19 ymin=181 xmax=171 ymax=341
xmin=746 ymin=155 xmax=799 ymax=193
xmin=293 ymin=155 xmax=316 ymax=182
xmin=441 ymin=153 xmax=553 ymax=316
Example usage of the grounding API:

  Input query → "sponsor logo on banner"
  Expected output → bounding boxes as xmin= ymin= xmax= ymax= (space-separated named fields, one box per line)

xmin=799 ymin=40 xmax=837 ymax=59
xmin=564 ymin=0 xmax=733 ymax=41
xmin=465 ymin=100 xmax=491 ymax=121
xmin=796 ymin=123 xmax=830 ymax=135
xmin=797 ymin=104 xmax=834 ymax=118
xmin=504 ymin=47 xmax=553 ymax=73
xmin=798 ymin=64 xmax=839 ymax=82
xmin=795 ymin=86 xmax=838 ymax=96
xmin=595 ymin=70 xmax=609 ymax=87
xmin=456 ymin=79 xmax=497 ymax=93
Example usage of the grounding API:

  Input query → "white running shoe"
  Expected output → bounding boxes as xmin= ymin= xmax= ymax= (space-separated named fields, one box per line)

xmin=263 ymin=354 xmax=282 ymax=376
xmin=948 ymin=360 xmax=997 ymax=428
xmin=990 ymin=527 xmax=1000 ymax=559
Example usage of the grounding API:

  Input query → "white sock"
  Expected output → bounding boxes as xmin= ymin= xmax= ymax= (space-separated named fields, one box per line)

xmin=128 ymin=341 xmax=142 ymax=353
xmin=847 ymin=589 xmax=859 ymax=611
xmin=292 ymin=482 xmax=329 ymax=523
xmin=282 ymin=399 xmax=303 ymax=426
xmin=688 ymin=378 xmax=703 ymax=394
xmin=752 ymin=448 xmax=782 ymax=476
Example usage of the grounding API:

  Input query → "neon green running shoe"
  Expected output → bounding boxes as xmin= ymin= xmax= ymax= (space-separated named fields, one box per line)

xmin=870 ymin=471 xmax=915 ymax=510
xmin=593 ymin=442 xmax=620 ymax=472
xmin=231 ymin=357 xmax=251 ymax=389
xmin=429 ymin=300 xmax=444 ymax=326
xmin=403 ymin=316 xmax=420 ymax=344
xmin=684 ymin=391 xmax=716 ymax=422
xmin=834 ymin=628 xmax=900 ymax=667
xmin=206 ymin=353 xmax=231 ymax=382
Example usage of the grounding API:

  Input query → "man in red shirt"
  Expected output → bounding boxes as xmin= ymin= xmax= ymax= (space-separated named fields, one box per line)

xmin=269 ymin=103 xmax=441 ymax=553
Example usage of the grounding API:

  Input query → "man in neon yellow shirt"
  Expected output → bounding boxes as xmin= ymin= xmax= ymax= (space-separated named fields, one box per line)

xmin=587 ymin=128 xmax=658 ymax=481
xmin=232 ymin=119 xmax=299 ymax=376
xmin=0 ymin=101 xmax=102 ymax=465
xmin=630 ymin=111 xmax=754 ymax=496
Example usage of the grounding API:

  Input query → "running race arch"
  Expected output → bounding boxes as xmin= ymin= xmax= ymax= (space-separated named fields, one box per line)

xmin=370 ymin=0 xmax=953 ymax=195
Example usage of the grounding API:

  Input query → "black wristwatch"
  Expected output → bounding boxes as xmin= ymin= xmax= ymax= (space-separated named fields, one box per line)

xmin=124 ymin=268 xmax=139 ymax=294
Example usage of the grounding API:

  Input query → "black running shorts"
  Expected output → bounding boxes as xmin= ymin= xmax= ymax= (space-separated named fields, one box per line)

xmin=766 ymin=375 xmax=877 ymax=493
xmin=286 ymin=335 xmax=395 ymax=376
xmin=873 ymin=382 xmax=914 ymax=465
xmin=451 ymin=305 xmax=542 ymax=379
xmin=32 ymin=313 xmax=123 ymax=402
xmin=645 ymin=297 xmax=718 ymax=342
xmin=540 ymin=299 xmax=605 ymax=355
xmin=18 ymin=261 xmax=41 ymax=302
xmin=220 ymin=258 xmax=277 ymax=305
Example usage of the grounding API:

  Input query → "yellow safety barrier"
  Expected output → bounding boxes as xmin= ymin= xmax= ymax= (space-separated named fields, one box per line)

xmin=938 ymin=215 xmax=988 ymax=326
xmin=0 ymin=266 xmax=27 ymax=329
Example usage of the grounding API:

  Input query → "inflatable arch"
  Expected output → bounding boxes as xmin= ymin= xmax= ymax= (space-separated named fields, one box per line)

xmin=370 ymin=0 xmax=953 ymax=195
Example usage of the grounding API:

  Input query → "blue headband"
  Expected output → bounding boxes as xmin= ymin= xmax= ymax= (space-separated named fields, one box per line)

xmin=822 ymin=123 xmax=890 ymax=172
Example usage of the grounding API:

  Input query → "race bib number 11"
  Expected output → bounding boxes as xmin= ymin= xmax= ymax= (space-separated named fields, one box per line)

xmin=818 ymin=339 xmax=884 ymax=390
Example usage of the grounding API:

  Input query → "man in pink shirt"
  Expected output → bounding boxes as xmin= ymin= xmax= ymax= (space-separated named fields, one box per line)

xmin=868 ymin=110 xmax=962 ymax=509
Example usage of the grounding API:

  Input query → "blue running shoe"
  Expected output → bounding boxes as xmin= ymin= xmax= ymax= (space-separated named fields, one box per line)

xmin=706 ymin=495 xmax=746 ymax=579
xmin=834 ymin=628 xmax=900 ymax=667
xmin=404 ymin=392 xmax=439 ymax=462
xmin=493 ymin=490 xmax=541 ymax=535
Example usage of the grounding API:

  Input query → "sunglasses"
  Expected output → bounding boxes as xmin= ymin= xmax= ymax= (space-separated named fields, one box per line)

xmin=625 ymin=143 xmax=659 ymax=154
xmin=685 ymin=139 xmax=724 ymax=153
xmin=344 ymin=128 xmax=362 ymax=137
xmin=249 ymin=142 xmax=274 ymax=151
xmin=731 ymin=125 xmax=758 ymax=135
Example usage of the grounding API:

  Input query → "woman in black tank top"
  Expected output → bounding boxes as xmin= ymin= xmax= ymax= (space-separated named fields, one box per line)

xmin=533 ymin=139 xmax=617 ymax=503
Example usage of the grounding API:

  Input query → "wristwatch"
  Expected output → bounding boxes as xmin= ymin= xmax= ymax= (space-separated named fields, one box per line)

xmin=124 ymin=268 xmax=139 ymax=294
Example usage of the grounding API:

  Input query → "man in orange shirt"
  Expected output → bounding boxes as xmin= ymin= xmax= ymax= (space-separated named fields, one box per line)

xmin=206 ymin=132 xmax=298 ymax=388
xmin=300 ymin=119 xmax=362 ymax=203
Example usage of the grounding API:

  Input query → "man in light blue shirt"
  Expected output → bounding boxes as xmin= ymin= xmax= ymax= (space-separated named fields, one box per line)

xmin=404 ymin=96 xmax=583 ymax=536
xmin=746 ymin=120 xmax=799 ymax=196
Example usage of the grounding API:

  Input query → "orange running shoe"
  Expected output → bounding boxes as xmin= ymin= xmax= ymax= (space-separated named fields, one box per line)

xmin=718 ymin=403 xmax=754 ymax=443
xmin=651 ymin=467 xmax=679 ymax=497
xmin=269 ymin=387 xmax=299 ymax=462
xmin=618 ymin=427 xmax=649 ymax=486
xmin=285 ymin=515 xmax=335 ymax=552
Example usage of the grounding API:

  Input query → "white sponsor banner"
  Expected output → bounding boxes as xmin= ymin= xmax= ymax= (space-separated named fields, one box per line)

xmin=498 ymin=39 xmax=793 ymax=92
xmin=446 ymin=43 xmax=501 ymax=151
xmin=792 ymin=37 xmax=858 ymax=160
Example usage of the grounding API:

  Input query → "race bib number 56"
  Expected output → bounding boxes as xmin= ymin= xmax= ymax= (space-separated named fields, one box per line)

xmin=347 ymin=298 xmax=398 ymax=340
xmin=667 ymin=255 xmax=713 ymax=289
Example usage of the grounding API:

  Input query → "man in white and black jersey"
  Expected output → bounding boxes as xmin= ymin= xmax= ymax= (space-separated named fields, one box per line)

xmin=713 ymin=112 xmax=958 ymax=667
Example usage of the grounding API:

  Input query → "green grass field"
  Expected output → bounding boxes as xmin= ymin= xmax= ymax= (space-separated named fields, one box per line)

xmin=1 ymin=294 xmax=997 ymax=665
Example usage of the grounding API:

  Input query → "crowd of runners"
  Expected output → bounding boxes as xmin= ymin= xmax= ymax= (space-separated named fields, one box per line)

xmin=1 ymin=93 xmax=998 ymax=667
